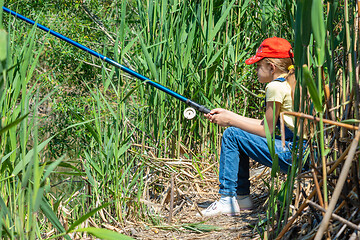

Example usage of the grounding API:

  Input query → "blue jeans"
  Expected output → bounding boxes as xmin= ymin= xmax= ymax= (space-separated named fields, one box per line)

xmin=219 ymin=127 xmax=298 ymax=197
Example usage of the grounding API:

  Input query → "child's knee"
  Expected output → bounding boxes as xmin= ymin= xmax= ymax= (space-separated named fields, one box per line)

xmin=223 ymin=127 xmax=246 ymax=139
xmin=223 ymin=127 xmax=237 ymax=139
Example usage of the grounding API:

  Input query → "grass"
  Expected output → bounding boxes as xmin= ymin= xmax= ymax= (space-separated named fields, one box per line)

xmin=1 ymin=0 xmax=359 ymax=239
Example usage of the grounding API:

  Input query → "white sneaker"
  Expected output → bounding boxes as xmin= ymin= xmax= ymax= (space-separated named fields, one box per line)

xmin=236 ymin=195 xmax=254 ymax=210
xmin=196 ymin=196 xmax=240 ymax=217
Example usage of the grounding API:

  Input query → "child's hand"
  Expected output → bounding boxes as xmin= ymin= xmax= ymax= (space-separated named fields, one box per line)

xmin=204 ymin=108 xmax=235 ymax=127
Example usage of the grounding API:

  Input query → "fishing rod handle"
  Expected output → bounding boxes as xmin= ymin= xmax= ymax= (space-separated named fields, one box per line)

xmin=186 ymin=100 xmax=211 ymax=114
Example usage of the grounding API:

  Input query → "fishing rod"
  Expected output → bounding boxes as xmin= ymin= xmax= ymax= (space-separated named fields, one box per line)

xmin=2 ymin=6 xmax=210 ymax=119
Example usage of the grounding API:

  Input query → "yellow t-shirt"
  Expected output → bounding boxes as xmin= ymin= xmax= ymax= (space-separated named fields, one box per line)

xmin=265 ymin=79 xmax=295 ymax=132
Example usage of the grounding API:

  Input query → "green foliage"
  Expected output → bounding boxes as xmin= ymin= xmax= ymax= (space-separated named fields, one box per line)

xmin=311 ymin=0 xmax=326 ymax=66
xmin=181 ymin=222 xmax=223 ymax=233
xmin=0 ymin=29 xmax=6 ymax=61
xmin=302 ymin=64 xmax=322 ymax=112
xmin=263 ymin=102 xmax=286 ymax=239
xmin=3 ymin=0 xmax=356 ymax=239
xmin=67 ymin=203 xmax=111 ymax=233
xmin=0 ymin=8 xmax=71 ymax=239
xmin=2 ymin=0 xmax=293 ymax=236
xmin=74 ymin=227 xmax=135 ymax=240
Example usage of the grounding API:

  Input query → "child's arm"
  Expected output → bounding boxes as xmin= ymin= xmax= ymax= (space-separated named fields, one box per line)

xmin=204 ymin=101 xmax=280 ymax=137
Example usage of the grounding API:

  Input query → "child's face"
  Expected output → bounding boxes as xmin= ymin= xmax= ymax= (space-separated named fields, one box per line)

xmin=256 ymin=60 xmax=273 ymax=83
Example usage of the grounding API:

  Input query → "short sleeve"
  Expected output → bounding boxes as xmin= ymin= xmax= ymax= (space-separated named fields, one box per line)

xmin=265 ymin=81 xmax=285 ymax=104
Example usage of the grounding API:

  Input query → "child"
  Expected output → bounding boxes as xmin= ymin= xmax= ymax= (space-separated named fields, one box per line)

xmin=200 ymin=37 xmax=300 ymax=217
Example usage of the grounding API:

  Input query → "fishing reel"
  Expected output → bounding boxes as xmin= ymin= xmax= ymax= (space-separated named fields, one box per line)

xmin=183 ymin=100 xmax=211 ymax=120
xmin=184 ymin=107 xmax=196 ymax=120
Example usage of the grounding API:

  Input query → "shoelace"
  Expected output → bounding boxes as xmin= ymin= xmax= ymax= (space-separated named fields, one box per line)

xmin=204 ymin=201 xmax=218 ymax=211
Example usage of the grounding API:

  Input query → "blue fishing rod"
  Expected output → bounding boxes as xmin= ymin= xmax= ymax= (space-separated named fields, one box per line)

xmin=2 ymin=6 xmax=210 ymax=118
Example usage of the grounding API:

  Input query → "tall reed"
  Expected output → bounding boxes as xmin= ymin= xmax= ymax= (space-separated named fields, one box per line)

xmin=273 ymin=0 xmax=360 ymax=239
xmin=3 ymin=0 xmax=294 ymax=232
xmin=3 ymin=0 xmax=358 ymax=239
xmin=0 ymin=2 xmax=137 ymax=239
xmin=0 ymin=5 xmax=69 ymax=238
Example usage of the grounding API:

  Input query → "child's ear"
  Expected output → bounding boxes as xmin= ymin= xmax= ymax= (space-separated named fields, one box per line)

xmin=269 ymin=63 xmax=276 ymax=73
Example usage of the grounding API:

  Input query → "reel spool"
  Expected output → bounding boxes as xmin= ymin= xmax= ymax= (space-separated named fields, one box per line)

xmin=183 ymin=107 xmax=196 ymax=120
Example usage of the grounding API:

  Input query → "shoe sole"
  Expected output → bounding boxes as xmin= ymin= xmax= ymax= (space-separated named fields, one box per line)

xmin=225 ymin=213 xmax=240 ymax=216
xmin=239 ymin=207 xmax=253 ymax=210
xmin=197 ymin=212 xmax=241 ymax=217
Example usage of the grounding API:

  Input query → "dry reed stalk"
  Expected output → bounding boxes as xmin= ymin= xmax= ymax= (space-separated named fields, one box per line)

xmin=128 ymin=149 xmax=173 ymax=174
xmin=89 ymin=217 xmax=100 ymax=228
xmin=275 ymin=188 xmax=317 ymax=240
xmin=280 ymin=111 xmax=358 ymax=148
xmin=312 ymin=169 xmax=324 ymax=209
xmin=193 ymin=162 xmax=217 ymax=178
xmin=249 ymin=167 xmax=270 ymax=181
xmin=333 ymin=207 xmax=359 ymax=238
xmin=286 ymin=111 xmax=358 ymax=129
xmin=333 ymin=200 xmax=347 ymax=214
xmin=307 ymin=200 xmax=360 ymax=230
xmin=314 ymin=124 xmax=360 ymax=240
xmin=172 ymin=199 xmax=186 ymax=217
xmin=103 ymin=208 xmax=124 ymax=229
xmin=131 ymin=143 xmax=155 ymax=150
xmin=168 ymin=173 xmax=174 ymax=224
xmin=180 ymin=169 xmax=195 ymax=179
xmin=349 ymin=223 xmax=360 ymax=240
xmin=328 ymin=100 xmax=351 ymax=112
xmin=334 ymin=223 xmax=350 ymax=239
xmin=276 ymin=143 xmax=352 ymax=239
xmin=298 ymin=143 xmax=351 ymax=181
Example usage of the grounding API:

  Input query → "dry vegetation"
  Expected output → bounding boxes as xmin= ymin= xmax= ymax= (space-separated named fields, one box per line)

xmin=0 ymin=0 xmax=359 ymax=239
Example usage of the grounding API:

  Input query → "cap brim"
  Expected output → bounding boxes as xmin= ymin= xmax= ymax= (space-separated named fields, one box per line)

xmin=245 ymin=55 xmax=264 ymax=65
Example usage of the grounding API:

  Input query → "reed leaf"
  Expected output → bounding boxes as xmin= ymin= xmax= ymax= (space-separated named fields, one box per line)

xmin=302 ymin=64 xmax=322 ymax=112
xmin=0 ymin=113 xmax=28 ymax=135
xmin=41 ymin=155 xmax=66 ymax=184
xmin=301 ymin=0 xmax=312 ymax=46
xmin=84 ymin=150 xmax=103 ymax=176
xmin=70 ymin=109 xmax=101 ymax=145
xmin=0 ymin=29 xmax=6 ymax=61
xmin=139 ymin=36 xmax=158 ymax=81
xmin=12 ymin=136 xmax=54 ymax=176
xmin=74 ymin=227 xmax=134 ymax=240
xmin=182 ymin=223 xmax=223 ymax=232
xmin=294 ymin=0 xmax=312 ymax=64
xmin=67 ymin=203 xmax=111 ymax=233
xmin=40 ymin=197 xmax=71 ymax=240
xmin=311 ymin=0 xmax=325 ymax=66
xmin=208 ymin=0 xmax=235 ymax=42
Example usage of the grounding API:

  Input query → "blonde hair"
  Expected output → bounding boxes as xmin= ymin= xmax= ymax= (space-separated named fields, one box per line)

xmin=263 ymin=57 xmax=296 ymax=103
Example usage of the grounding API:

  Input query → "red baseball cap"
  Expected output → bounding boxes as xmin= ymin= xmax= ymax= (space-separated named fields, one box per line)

xmin=245 ymin=37 xmax=294 ymax=65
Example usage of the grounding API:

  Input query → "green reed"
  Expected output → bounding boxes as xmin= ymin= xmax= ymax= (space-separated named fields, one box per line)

xmin=272 ymin=0 xmax=359 ymax=239
xmin=0 ymin=2 xmax=136 ymax=239
xmin=3 ymin=0 xmax=358 ymax=239
xmin=2 ymin=0 xmax=293 ymax=236
xmin=0 ymin=5 xmax=68 ymax=238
